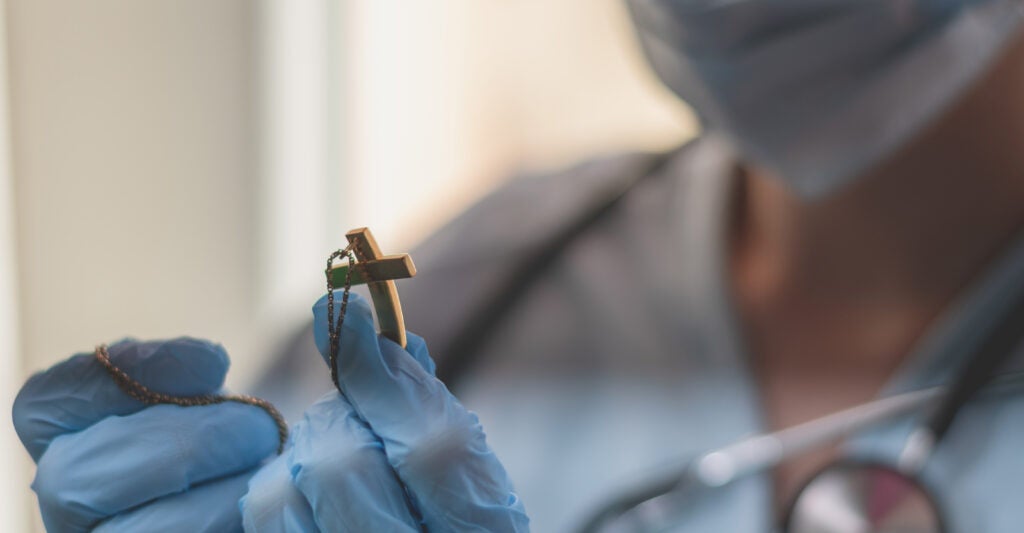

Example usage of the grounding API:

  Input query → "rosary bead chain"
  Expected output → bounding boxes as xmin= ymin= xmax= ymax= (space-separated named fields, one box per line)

xmin=325 ymin=244 xmax=355 ymax=391
xmin=94 ymin=344 xmax=289 ymax=454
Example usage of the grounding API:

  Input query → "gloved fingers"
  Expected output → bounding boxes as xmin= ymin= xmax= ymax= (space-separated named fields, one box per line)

xmin=93 ymin=468 xmax=255 ymax=533
xmin=33 ymin=402 xmax=278 ymax=533
xmin=241 ymin=448 xmax=320 ymax=533
xmin=312 ymin=293 xmax=440 ymax=395
xmin=312 ymin=294 xmax=528 ymax=531
xmin=13 ymin=337 xmax=230 ymax=462
xmin=287 ymin=391 xmax=420 ymax=532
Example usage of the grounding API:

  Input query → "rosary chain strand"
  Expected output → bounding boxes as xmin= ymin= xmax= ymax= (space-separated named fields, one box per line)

xmin=94 ymin=344 xmax=289 ymax=454
xmin=325 ymin=245 xmax=355 ymax=391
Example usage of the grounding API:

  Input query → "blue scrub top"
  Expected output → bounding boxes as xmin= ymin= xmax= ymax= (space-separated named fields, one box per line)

xmin=259 ymin=135 xmax=1024 ymax=532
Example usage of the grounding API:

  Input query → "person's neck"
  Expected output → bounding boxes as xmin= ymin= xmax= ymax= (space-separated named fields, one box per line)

xmin=730 ymin=33 xmax=1024 ymax=376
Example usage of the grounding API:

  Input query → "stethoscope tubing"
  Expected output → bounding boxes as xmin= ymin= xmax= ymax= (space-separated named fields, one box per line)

xmin=577 ymin=372 xmax=1024 ymax=533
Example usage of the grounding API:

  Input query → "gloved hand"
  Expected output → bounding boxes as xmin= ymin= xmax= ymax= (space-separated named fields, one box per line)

xmin=240 ymin=293 xmax=529 ymax=532
xmin=12 ymin=338 xmax=281 ymax=532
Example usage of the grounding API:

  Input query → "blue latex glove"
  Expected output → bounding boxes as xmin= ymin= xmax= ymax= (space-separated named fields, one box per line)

xmin=12 ymin=338 xmax=281 ymax=532
xmin=240 ymin=293 xmax=529 ymax=532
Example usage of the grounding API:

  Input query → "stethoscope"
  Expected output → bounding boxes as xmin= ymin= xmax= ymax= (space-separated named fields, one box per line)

xmin=576 ymin=289 xmax=1024 ymax=532
xmin=431 ymin=143 xmax=1024 ymax=532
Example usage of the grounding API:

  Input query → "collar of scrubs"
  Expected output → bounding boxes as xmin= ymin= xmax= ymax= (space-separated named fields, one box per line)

xmin=673 ymin=133 xmax=751 ymax=372
xmin=672 ymin=134 xmax=1024 ymax=531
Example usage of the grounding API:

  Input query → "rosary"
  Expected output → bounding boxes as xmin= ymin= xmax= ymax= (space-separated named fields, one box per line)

xmin=93 ymin=227 xmax=417 ymax=454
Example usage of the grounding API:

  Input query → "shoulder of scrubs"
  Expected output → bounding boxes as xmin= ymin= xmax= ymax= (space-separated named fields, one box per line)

xmin=397 ymin=149 xmax=681 ymax=365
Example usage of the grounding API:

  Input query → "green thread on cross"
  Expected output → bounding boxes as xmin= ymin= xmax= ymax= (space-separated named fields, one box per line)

xmin=328 ymin=254 xmax=416 ymax=287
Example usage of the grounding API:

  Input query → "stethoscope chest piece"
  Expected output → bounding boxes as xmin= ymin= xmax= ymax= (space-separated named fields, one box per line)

xmin=782 ymin=459 xmax=947 ymax=533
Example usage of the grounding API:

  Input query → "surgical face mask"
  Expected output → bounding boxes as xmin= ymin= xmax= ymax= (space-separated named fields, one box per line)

xmin=626 ymin=0 xmax=1024 ymax=199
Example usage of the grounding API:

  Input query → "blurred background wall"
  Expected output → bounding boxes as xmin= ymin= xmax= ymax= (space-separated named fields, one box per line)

xmin=0 ymin=1 xmax=22 ymax=528
xmin=1 ymin=0 xmax=693 ymax=529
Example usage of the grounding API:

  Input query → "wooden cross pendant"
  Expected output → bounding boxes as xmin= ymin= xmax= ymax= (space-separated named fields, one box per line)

xmin=328 ymin=227 xmax=417 ymax=348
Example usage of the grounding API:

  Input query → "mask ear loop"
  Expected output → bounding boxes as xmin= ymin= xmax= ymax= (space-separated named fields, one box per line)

xmin=324 ymin=245 xmax=355 ymax=391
